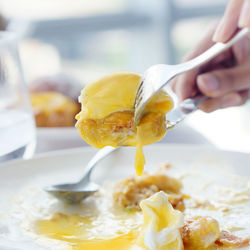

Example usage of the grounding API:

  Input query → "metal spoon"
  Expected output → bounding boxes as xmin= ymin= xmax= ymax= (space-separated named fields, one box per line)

xmin=44 ymin=146 xmax=117 ymax=203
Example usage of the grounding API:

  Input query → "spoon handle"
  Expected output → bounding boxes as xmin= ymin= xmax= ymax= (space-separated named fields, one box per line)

xmin=78 ymin=146 xmax=117 ymax=184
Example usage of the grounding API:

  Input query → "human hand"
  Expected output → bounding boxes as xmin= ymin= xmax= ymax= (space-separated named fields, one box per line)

xmin=171 ymin=22 xmax=250 ymax=112
xmin=213 ymin=0 xmax=250 ymax=42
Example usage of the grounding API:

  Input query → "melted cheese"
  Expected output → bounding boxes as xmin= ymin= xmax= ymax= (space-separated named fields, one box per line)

xmin=75 ymin=73 xmax=173 ymax=175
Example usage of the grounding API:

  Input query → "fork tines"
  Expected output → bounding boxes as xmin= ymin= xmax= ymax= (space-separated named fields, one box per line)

xmin=134 ymin=79 xmax=144 ymax=109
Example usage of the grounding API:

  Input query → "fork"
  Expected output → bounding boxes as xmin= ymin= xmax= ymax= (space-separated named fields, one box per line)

xmin=134 ymin=28 xmax=250 ymax=125
xmin=166 ymin=95 xmax=208 ymax=129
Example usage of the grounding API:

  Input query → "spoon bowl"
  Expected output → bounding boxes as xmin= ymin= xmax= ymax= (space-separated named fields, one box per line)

xmin=44 ymin=146 xmax=117 ymax=203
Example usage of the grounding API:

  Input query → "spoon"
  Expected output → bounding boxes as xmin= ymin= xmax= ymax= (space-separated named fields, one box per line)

xmin=44 ymin=146 xmax=117 ymax=203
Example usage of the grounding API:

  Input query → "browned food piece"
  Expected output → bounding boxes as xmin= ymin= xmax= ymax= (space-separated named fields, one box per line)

xmin=181 ymin=217 xmax=220 ymax=250
xmin=215 ymin=231 xmax=250 ymax=247
xmin=113 ymin=172 xmax=184 ymax=211
xmin=31 ymin=92 xmax=80 ymax=127
xmin=78 ymin=111 xmax=166 ymax=149
xmin=79 ymin=111 xmax=135 ymax=147
xmin=181 ymin=217 xmax=250 ymax=249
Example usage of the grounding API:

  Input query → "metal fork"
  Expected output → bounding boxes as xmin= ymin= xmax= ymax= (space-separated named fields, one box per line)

xmin=134 ymin=28 xmax=250 ymax=125
xmin=166 ymin=95 xmax=208 ymax=129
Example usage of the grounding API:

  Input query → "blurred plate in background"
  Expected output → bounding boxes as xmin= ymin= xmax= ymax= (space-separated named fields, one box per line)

xmin=36 ymin=127 xmax=86 ymax=153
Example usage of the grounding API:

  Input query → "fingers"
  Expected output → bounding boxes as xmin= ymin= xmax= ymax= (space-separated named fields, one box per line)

xmin=171 ymin=23 xmax=217 ymax=100
xmin=171 ymin=70 xmax=198 ymax=101
xmin=213 ymin=0 xmax=250 ymax=42
xmin=213 ymin=0 xmax=244 ymax=42
xmin=239 ymin=0 xmax=250 ymax=28
xmin=232 ymin=36 xmax=250 ymax=63
xmin=197 ymin=62 xmax=250 ymax=98
xmin=198 ymin=90 xmax=249 ymax=112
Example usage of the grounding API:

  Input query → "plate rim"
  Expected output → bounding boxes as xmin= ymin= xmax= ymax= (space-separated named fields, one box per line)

xmin=1 ymin=143 xmax=250 ymax=169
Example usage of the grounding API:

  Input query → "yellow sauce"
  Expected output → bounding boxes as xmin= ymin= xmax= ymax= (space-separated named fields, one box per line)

xmin=71 ymin=232 xmax=137 ymax=250
xmin=35 ymin=192 xmax=184 ymax=250
xmin=75 ymin=73 xmax=173 ymax=175
xmin=36 ymin=212 xmax=138 ymax=250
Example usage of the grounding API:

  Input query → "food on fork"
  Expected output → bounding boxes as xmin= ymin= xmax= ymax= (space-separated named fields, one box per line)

xmin=75 ymin=73 xmax=173 ymax=175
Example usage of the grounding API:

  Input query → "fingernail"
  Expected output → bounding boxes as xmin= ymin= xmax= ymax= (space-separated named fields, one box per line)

xmin=239 ymin=0 xmax=250 ymax=28
xmin=213 ymin=19 xmax=225 ymax=42
xmin=221 ymin=93 xmax=242 ymax=108
xmin=198 ymin=74 xmax=220 ymax=92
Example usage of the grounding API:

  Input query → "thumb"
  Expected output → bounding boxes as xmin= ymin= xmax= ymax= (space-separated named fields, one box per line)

xmin=197 ymin=62 xmax=250 ymax=98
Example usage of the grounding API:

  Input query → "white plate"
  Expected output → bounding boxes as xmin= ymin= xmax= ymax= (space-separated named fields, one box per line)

xmin=0 ymin=144 xmax=250 ymax=250
xmin=36 ymin=127 xmax=86 ymax=153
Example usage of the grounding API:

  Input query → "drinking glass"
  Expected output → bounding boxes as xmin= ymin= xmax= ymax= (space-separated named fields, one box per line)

xmin=0 ymin=31 xmax=36 ymax=162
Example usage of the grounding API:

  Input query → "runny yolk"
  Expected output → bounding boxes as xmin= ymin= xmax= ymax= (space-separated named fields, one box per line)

xmin=71 ymin=232 xmax=137 ymax=250
xmin=35 ymin=213 xmax=139 ymax=250
xmin=135 ymin=126 xmax=146 ymax=176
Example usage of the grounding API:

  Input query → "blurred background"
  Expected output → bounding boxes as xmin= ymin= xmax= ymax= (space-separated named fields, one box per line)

xmin=1 ymin=0 xmax=250 ymax=154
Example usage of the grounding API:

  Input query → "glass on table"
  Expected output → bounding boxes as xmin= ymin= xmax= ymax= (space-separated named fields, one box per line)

xmin=0 ymin=31 xmax=36 ymax=162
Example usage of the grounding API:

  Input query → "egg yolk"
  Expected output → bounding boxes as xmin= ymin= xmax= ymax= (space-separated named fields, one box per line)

xmin=35 ymin=192 xmax=183 ymax=250
xmin=75 ymin=73 xmax=173 ymax=175
xmin=35 ymin=213 xmax=139 ymax=250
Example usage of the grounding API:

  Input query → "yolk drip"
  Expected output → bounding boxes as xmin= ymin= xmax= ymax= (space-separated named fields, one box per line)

xmin=75 ymin=73 xmax=173 ymax=175
xmin=135 ymin=126 xmax=145 ymax=176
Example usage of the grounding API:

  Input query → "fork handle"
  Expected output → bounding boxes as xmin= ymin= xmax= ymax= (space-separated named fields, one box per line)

xmin=179 ymin=28 xmax=250 ymax=72
xmin=179 ymin=95 xmax=208 ymax=114
xmin=176 ymin=29 xmax=249 ymax=114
